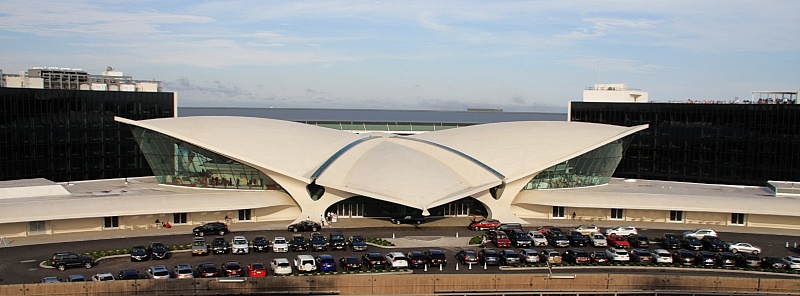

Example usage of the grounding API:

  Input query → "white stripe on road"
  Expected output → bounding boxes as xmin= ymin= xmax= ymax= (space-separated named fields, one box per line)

xmin=20 ymin=260 xmax=36 ymax=263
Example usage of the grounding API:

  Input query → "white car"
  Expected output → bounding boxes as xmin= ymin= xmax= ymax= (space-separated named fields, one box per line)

xmin=519 ymin=249 xmax=540 ymax=263
xmin=589 ymin=232 xmax=608 ymax=247
xmin=294 ymin=255 xmax=317 ymax=273
xmin=651 ymin=249 xmax=673 ymax=264
xmin=231 ymin=236 xmax=250 ymax=254
xmin=146 ymin=265 xmax=170 ymax=279
xmin=271 ymin=258 xmax=292 ymax=275
xmin=527 ymin=231 xmax=548 ymax=247
xmin=91 ymin=273 xmax=115 ymax=281
xmin=574 ymin=225 xmax=600 ymax=236
xmin=726 ymin=242 xmax=761 ymax=254
xmin=272 ymin=237 xmax=289 ymax=253
xmin=605 ymin=226 xmax=638 ymax=237
xmin=605 ymin=248 xmax=630 ymax=262
xmin=784 ymin=256 xmax=800 ymax=270
xmin=385 ymin=252 xmax=409 ymax=269
xmin=173 ymin=264 xmax=194 ymax=279
xmin=682 ymin=228 xmax=717 ymax=239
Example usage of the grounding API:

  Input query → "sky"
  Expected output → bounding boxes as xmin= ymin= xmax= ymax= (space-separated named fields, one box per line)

xmin=1 ymin=1 xmax=798 ymax=112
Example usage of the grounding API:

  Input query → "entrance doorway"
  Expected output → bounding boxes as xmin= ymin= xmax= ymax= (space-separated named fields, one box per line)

xmin=333 ymin=196 xmax=364 ymax=218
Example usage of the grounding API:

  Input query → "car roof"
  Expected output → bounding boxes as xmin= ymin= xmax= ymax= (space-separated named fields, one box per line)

xmin=297 ymin=254 xmax=314 ymax=259
xmin=318 ymin=254 xmax=334 ymax=259
xmin=273 ymin=258 xmax=290 ymax=263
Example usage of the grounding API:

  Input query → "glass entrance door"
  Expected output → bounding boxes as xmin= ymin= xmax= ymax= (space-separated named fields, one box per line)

xmin=333 ymin=197 xmax=364 ymax=218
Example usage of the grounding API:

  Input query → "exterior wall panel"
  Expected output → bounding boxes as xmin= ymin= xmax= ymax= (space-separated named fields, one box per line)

xmin=50 ymin=217 xmax=101 ymax=234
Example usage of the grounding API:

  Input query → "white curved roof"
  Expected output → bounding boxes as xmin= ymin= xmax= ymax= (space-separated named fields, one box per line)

xmin=117 ymin=116 xmax=646 ymax=211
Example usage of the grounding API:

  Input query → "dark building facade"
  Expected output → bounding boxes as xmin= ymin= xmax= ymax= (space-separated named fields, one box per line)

xmin=570 ymin=102 xmax=800 ymax=186
xmin=0 ymin=88 xmax=175 ymax=182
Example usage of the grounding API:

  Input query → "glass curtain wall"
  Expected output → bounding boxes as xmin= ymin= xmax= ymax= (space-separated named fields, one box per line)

xmin=524 ymin=139 xmax=628 ymax=190
xmin=129 ymin=126 xmax=280 ymax=190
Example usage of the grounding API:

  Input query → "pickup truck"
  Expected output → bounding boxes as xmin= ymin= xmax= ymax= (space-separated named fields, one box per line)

xmin=390 ymin=215 xmax=427 ymax=225
xmin=294 ymin=255 xmax=317 ymax=273
xmin=191 ymin=237 xmax=209 ymax=256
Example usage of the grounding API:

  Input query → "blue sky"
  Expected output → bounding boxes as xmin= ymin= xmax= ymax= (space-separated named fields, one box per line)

xmin=1 ymin=1 xmax=797 ymax=112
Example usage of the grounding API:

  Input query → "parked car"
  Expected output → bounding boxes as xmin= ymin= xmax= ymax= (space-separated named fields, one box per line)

xmin=589 ymin=232 xmax=607 ymax=247
xmin=310 ymin=233 xmax=327 ymax=252
xmin=590 ymin=251 xmax=609 ymax=264
xmin=683 ymin=228 xmax=718 ymax=239
xmin=294 ymin=254 xmax=318 ymax=272
xmin=270 ymin=258 xmax=292 ymax=275
xmin=760 ymin=256 xmax=786 ymax=269
xmin=716 ymin=252 xmax=736 ymax=267
xmin=192 ymin=237 xmax=209 ymax=256
xmin=456 ymin=249 xmax=479 ymax=265
xmin=695 ymin=251 xmax=717 ymax=266
xmin=67 ymin=274 xmax=86 ymax=282
xmin=316 ymin=255 xmax=337 ymax=272
xmin=291 ymin=234 xmax=309 ymax=252
xmin=407 ymin=251 xmax=427 ymax=269
xmin=478 ymin=248 xmax=501 ymax=266
xmin=248 ymin=262 xmax=267 ymax=277
xmin=630 ymin=249 xmax=653 ymax=263
xmin=562 ymin=249 xmax=591 ymax=264
xmin=130 ymin=245 xmax=149 ymax=262
xmin=605 ymin=226 xmax=637 ymax=237
xmin=148 ymin=242 xmax=171 ymax=259
xmin=539 ymin=249 xmax=562 ymax=264
xmin=384 ymin=252 xmax=409 ymax=269
xmin=197 ymin=263 xmax=220 ymax=278
xmin=252 ymin=236 xmax=269 ymax=252
xmin=41 ymin=277 xmax=61 ymax=283
xmin=568 ymin=231 xmax=587 ymax=247
xmin=469 ymin=219 xmax=501 ymax=231
xmin=651 ymin=249 xmax=673 ymax=264
xmin=499 ymin=249 xmax=521 ymax=266
xmin=783 ymin=256 xmax=800 ymax=270
xmin=193 ymin=222 xmax=228 ymax=236
xmin=348 ymin=235 xmax=368 ymax=251
xmin=509 ymin=230 xmax=533 ymax=248
xmin=211 ymin=237 xmax=229 ymax=254
xmin=339 ymin=256 xmax=362 ymax=271
xmin=173 ymin=264 xmax=194 ymax=279
xmin=519 ymin=249 xmax=540 ymax=263
xmin=735 ymin=253 xmax=761 ymax=268
xmin=146 ymin=265 xmax=170 ymax=279
xmin=91 ymin=273 xmax=115 ymax=281
xmin=495 ymin=223 xmax=523 ymax=233
xmin=536 ymin=226 xmax=561 ymax=235
xmin=391 ymin=215 xmax=427 ymax=225
xmin=605 ymin=248 xmax=630 ymax=262
xmin=361 ymin=252 xmax=386 ymax=269
xmin=272 ymin=237 xmax=289 ymax=253
xmin=701 ymin=236 xmax=725 ymax=252
xmin=681 ymin=236 xmax=703 ymax=251
xmin=425 ymin=249 xmax=447 ymax=267
xmin=287 ymin=220 xmax=320 ymax=232
xmin=51 ymin=251 xmax=94 ymax=271
xmin=608 ymin=234 xmax=630 ymax=249
xmin=231 ymin=236 xmax=250 ymax=254
xmin=627 ymin=234 xmax=650 ymax=248
xmin=489 ymin=231 xmax=512 ymax=248
xmin=528 ymin=231 xmax=549 ymax=247
xmin=672 ymin=250 xmax=696 ymax=265
xmin=574 ymin=225 xmax=600 ymax=236
xmin=329 ymin=232 xmax=346 ymax=250
xmin=546 ymin=230 xmax=570 ymax=248
xmin=661 ymin=233 xmax=681 ymax=249
xmin=221 ymin=261 xmax=244 ymax=277
xmin=118 ymin=269 xmax=140 ymax=280
xmin=727 ymin=242 xmax=762 ymax=254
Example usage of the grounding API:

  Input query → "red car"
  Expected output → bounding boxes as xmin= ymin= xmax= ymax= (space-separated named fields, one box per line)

xmin=247 ymin=262 xmax=267 ymax=277
xmin=608 ymin=234 xmax=630 ymax=249
xmin=490 ymin=231 xmax=512 ymax=248
xmin=469 ymin=219 xmax=501 ymax=231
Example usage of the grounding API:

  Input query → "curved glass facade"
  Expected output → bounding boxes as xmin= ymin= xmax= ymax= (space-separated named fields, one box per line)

xmin=129 ymin=126 xmax=280 ymax=190
xmin=524 ymin=138 xmax=629 ymax=190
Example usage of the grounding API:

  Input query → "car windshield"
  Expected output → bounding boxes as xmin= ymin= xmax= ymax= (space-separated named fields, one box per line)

xmin=496 ymin=233 xmax=508 ymax=239
xmin=177 ymin=268 xmax=192 ymax=274
xmin=152 ymin=244 xmax=166 ymax=250
xmin=154 ymin=270 xmax=168 ymax=276
xmin=254 ymin=237 xmax=267 ymax=243
xmin=233 ymin=239 xmax=246 ymax=244
xmin=274 ymin=238 xmax=286 ymax=244
xmin=352 ymin=237 xmax=364 ymax=243
xmin=533 ymin=233 xmax=544 ymax=238
xmin=277 ymin=262 xmax=290 ymax=267
xmin=133 ymin=247 xmax=146 ymax=252
xmin=193 ymin=241 xmax=204 ymax=246
xmin=616 ymin=250 xmax=627 ymax=255
xmin=293 ymin=237 xmax=305 ymax=242
xmin=331 ymin=235 xmax=344 ymax=241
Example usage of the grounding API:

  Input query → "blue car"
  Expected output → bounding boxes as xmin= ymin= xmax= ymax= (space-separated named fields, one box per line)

xmin=316 ymin=255 xmax=337 ymax=272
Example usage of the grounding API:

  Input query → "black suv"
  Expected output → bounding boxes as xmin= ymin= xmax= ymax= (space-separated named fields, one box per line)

xmin=661 ymin=233 xmax=681 ymax=249
xmin=291 ymin=234 xmax=309 ymax=252
xmin=193 ymin=222 xmax=228 ymax=236
xmin=310 ymin=233 xmax=327 ymax=251
xmin=628 ymin=234 xmax=650 ymax=248
xmin=361 ymin=252 xmax=386 ymax=269
xmin=252 ymin=236 xmax=269 ymax=252
xmin=329 ymin=232 xmax=346 ymax=250
xmin=51 ymin=251 xmax=94 ymax=271
xmin=509 ymin=230 xmax=532 ymax=248
xmin=425 ymin=249 xmax=447 ymax=267
xmin=287 ymin=220 xmax=320 ymax=232
xmin=148 ymin=242 xmax=171 ymax=259
xmin=211 ymin=237 xmax=229 ymax=254
xmin=568 ymin=231 xmax=587 ymax=247
xmin=701 ymin=236 xmax=725 ymax=252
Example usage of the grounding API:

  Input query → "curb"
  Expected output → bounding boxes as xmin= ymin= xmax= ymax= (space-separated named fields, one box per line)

xmin=498 ymin=265 xmax=800 ymax=277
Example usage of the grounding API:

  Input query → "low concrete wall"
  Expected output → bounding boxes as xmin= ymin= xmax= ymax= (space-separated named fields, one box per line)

xmin=4 ymin=272 xmax=800 ymax=295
